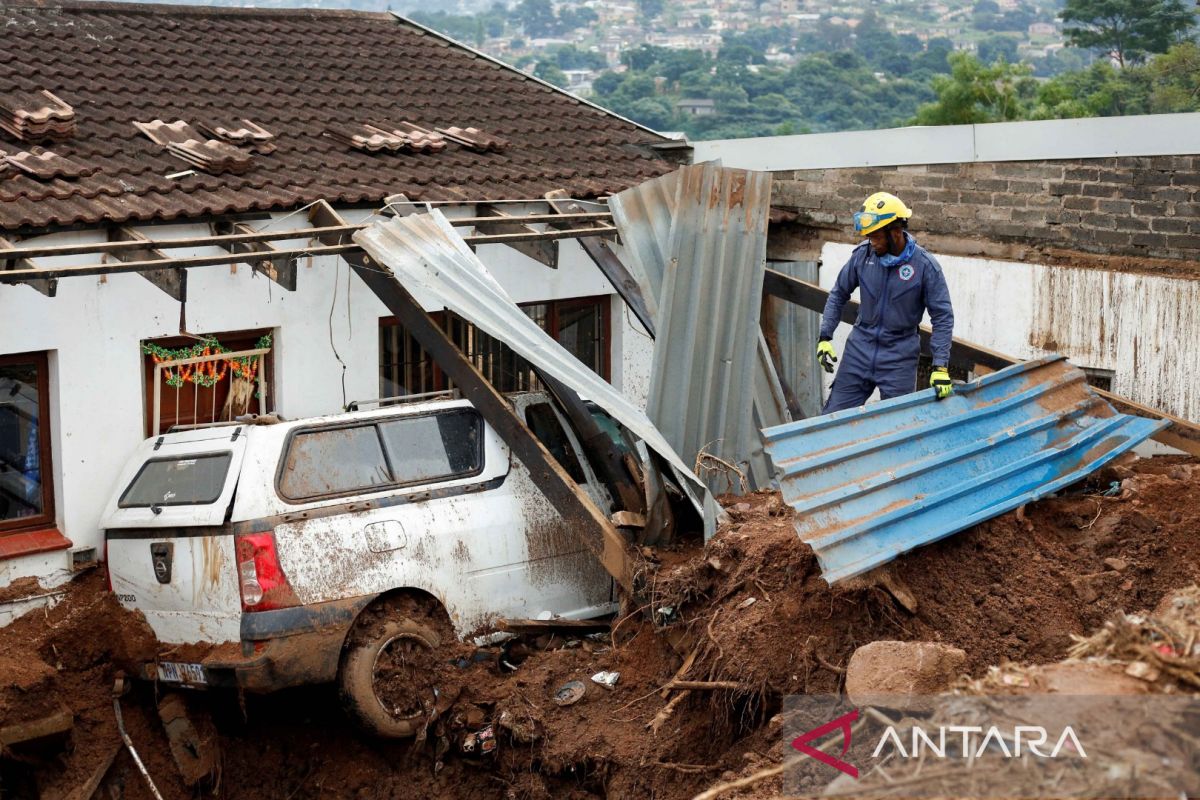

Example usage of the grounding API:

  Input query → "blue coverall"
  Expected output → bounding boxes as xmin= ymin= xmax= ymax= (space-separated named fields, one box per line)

xmin=819 ymin=234 xmax=955 ymax=414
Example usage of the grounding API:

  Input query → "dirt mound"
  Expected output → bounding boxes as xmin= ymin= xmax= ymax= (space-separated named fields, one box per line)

xmin=1 ymin=456 xmax=1197 ymax=800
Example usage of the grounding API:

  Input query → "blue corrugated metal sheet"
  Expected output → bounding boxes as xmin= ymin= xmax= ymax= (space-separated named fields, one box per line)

xmin=762 ymin=357 xmax=1168 ymax=583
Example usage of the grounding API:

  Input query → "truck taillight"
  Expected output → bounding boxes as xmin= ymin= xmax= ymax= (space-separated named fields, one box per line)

xmin=234 ymin=532 xmax=298 ymax=612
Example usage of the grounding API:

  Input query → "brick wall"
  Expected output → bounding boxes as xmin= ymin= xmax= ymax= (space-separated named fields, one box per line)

xmin=770 ymin=156 xmax=1200 ymax=262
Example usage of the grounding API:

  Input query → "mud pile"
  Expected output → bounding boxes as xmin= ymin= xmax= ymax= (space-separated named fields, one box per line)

xmin=0 ymin=456 xmax=1196 ymax=800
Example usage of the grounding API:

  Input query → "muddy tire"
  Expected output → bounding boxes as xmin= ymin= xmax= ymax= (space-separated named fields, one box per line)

xmin=338 ymin=603 xmax=451 ymax=739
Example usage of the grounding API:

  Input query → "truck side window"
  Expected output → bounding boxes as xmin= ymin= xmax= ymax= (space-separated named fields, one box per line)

xmin=524 ymin=403 xmax=586 ymax=484
xmin=279 ymin=424 xmax=391 ymax=500
xmin=378 ymin=410 xmax=483 ymax=485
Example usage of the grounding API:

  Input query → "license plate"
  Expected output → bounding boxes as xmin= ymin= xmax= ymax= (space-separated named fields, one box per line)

xmin=156 ymin=661 xmax=207 ymax=685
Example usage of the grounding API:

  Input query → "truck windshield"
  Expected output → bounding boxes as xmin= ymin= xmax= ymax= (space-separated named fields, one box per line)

xmin=119 ymin=452 xmax=233 ymax=508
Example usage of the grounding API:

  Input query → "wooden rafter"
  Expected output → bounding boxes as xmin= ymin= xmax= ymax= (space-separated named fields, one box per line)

xmin=0 ymin=235 xmax=55 ymax=296
xmin=474 ymin=204 xmax=559 ymax=268
xmin=212 ymin=220 xmax=297 ymax=291
xmin=110 ymin=226 xmax=185 ymax=301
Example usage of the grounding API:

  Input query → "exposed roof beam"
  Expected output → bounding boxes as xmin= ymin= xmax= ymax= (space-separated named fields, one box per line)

xmin=474 ymin=204 xmax=558 ymax=269
xmin=0 ymin=226 xmax=619 ymax=283
xmin=110 ymin=226 xmax=185 ymax=301
xmin=213 ymin=221 xmax=297 ymax=291
xmin=0 ymin=235 xmax=55 ymax=297
xmin=0 ymin=212 xmax=611 ymax=261
xmin=545 ymin=190 xmax=656 ymax=337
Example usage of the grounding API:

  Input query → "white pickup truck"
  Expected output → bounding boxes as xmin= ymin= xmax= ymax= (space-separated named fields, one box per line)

xmin=103 ymin=393 xmax=618 ymax=736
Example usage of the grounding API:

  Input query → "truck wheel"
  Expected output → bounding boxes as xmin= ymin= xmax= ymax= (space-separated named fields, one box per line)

xmin=338 ymin=611 xmax=449 ymax=738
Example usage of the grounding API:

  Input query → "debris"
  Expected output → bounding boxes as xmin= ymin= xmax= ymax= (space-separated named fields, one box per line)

xmin=591 ymin=671 xmax=620 ymax=690
xmin=460 ymin=724 xmax=496 ymax=756
xmin=666 ymin=680 xmax=748 ymax=691
xmin=156 ymin=692 xmax=218 ymax=787
xmin=553 ymin=680 xmax=586 ymax=707
xmin=735 ymin=596 xmax=757 ymax=610
xmin=114 ymin=694 xmax=166 ymax=800
xmin=845 ymin=641 xmax=967 ymax=711
xmin=1104 ymin=557 xmax=1129 ymax=573
xmin=1125 ymin=661 xmax=1160 ymax=682
xmin=496 ymin=710 xmax=542 ymax=744
xmin=1126 ymin=510 xmax=1159 ymax=533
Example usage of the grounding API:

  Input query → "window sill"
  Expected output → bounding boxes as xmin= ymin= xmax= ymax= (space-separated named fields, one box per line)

xmin=0 ymin=528 xmax=73 ymax=560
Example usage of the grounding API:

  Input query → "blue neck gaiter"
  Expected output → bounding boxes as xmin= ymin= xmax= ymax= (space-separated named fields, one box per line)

xmin=879 ymin=233 xmax=916 ymax=268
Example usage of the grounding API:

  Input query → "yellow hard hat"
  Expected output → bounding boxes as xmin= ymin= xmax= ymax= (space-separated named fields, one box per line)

xmin=854 ymin=192 xmax=912 ymax=236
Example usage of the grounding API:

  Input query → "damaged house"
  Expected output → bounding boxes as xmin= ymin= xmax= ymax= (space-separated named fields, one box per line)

xmin=0 ymin=0 xmax=678 ymax=604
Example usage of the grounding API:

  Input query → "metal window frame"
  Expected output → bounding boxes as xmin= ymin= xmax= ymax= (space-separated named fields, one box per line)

xmin=0 ymin=350 xmax=55 ymax=535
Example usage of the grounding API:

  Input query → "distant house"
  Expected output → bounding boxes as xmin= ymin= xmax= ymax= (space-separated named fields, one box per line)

xmin=676 ymin=99 xmax=717 ymax=117
xmin=1028 ymin=22 xmax=1057 ymax=37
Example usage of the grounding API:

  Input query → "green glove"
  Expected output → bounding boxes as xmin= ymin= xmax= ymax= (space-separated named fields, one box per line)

xmin=930 ymin=366 xmax=953 ymax=400
xmin=817 ymin=340 xmax=838 ymax=374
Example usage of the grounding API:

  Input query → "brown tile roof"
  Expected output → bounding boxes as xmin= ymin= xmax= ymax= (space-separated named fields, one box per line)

xmin=0 ymin=1 xmax=673 ymax=232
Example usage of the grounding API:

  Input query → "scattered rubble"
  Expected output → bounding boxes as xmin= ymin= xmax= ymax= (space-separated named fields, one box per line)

xmin=0 ymin=455 xmax=1197 ymax=799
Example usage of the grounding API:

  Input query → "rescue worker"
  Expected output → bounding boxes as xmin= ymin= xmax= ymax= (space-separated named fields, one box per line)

xmin=816 ymin=192 xmax=955 ymax=414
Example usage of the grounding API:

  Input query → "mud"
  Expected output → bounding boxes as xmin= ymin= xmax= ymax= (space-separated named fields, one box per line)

xmin=0 ymin=455 xmax=1197 ymax=799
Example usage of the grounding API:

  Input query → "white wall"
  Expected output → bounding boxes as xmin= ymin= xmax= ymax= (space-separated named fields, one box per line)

xmin=0 ymin=208 xmax=642 ymax=590
xmin=819 ymin=242 xmax=1200 ymax=423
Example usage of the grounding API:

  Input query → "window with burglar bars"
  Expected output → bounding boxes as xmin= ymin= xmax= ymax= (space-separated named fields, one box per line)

xmin=379 ymin=297 xmax=610 ymax=399
xmin=142 ymin=329 xmax=274 ymax=436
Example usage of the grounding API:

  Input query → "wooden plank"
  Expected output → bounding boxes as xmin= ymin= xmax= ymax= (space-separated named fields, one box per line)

xmin=0 ymin=227 xmax=618 ymax=284
xmin=0 ymin=234 xmax=55 ymax=296
xmin=61 ymin=742 xmax=122 ymax=800
xmin=0 ymin=214 xmax=612 ymax=261
xmin=324 ymin=202 xmax=644 ymax=597
xmin=214 ymin=221 xmax=297 ymax=291
xmin=545 ymin=190 xmax=657 ymax=338
xmin=476 ymin=204 xmax=559 ymax=268
xmin=762 ymin=268 xmax=1200 ymax=456
xmin=0 ymin=708 xmax=73 ymax=746
xmin=110 ymin=226 xmax=185 ymax=300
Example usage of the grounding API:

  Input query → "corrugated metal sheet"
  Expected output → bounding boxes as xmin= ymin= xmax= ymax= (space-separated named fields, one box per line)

xmin=607 ymin=169 xmax=678 ymax=321
xmin=765 ymin=260 xmax=823 ymax=419
xmin=762 ymin=356 xmax=1168 ymax=584
xmin=352 ymin=210 xmax=719 ymax=534
xmin=609 ymin=164 xmax=786 ymax=493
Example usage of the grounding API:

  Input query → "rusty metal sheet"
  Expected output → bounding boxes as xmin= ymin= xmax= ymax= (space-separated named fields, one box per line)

xmin=611 ymin=164 xmax=783 ymax=493
xmin=352 ymin=210 xmax=719 ymax=535
xmin=762 ymin=357 xmax=1168 ymax=584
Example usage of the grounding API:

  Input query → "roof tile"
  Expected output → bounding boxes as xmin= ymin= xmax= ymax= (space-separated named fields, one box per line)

xmin=0 ymin=1 xmax=671 ymax=231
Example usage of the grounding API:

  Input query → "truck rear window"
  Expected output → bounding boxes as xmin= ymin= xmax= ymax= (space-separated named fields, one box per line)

xmin=119 ymin=453 xmax=233 ymax=508
xmin=278 ymin=409 xmax=484 ymax=502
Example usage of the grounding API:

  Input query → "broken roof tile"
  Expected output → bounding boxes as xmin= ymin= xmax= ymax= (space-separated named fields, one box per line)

xmin=0 ymin=1 xmax=671 ymax=231
xmin=0 ymin=89 xmax=77 ymax=142
xmin=435 ymin=126 xmax=508 ymax=153
xmin=3 ymin=147 xmax=95 ymax=180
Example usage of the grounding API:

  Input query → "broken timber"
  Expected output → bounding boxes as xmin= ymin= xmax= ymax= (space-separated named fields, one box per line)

xmin=307 ymin=201 xmax=645 ymax=598
xmin=475 ymin=204 xmax=559 ymax=268
xmin=213 ymin=220 xmax=297 ymax=291
xmin=0 ymin=234 xmax=55 ymax=296
xmin=110 ymin=226 xmax=186 ymax=301
xmin=762 ymin=268 xmax=1200 ymax=457
xmin=545 ymin=190 xmax=657 ymax=337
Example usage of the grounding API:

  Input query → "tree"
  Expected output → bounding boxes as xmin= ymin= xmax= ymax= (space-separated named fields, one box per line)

xmin=636 ymin=0 xmax=665 ymax=22
xmin=1147 ymin=41 xmax=1200 ymax=112
xmin=592 ymin=71 xmax=623 ymax=96
xmin=515 ymin=0 xmax=557 ymax=39
xmin=978 ymin=35 xmax=1020 ymax=65
xmin=912 ymin=51 xmax=1037 ymax=124
xmin=534 ymin=61 xmax=568 ymax=88
xmin=1061 ymin=0 xmax=1197 ymax=67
